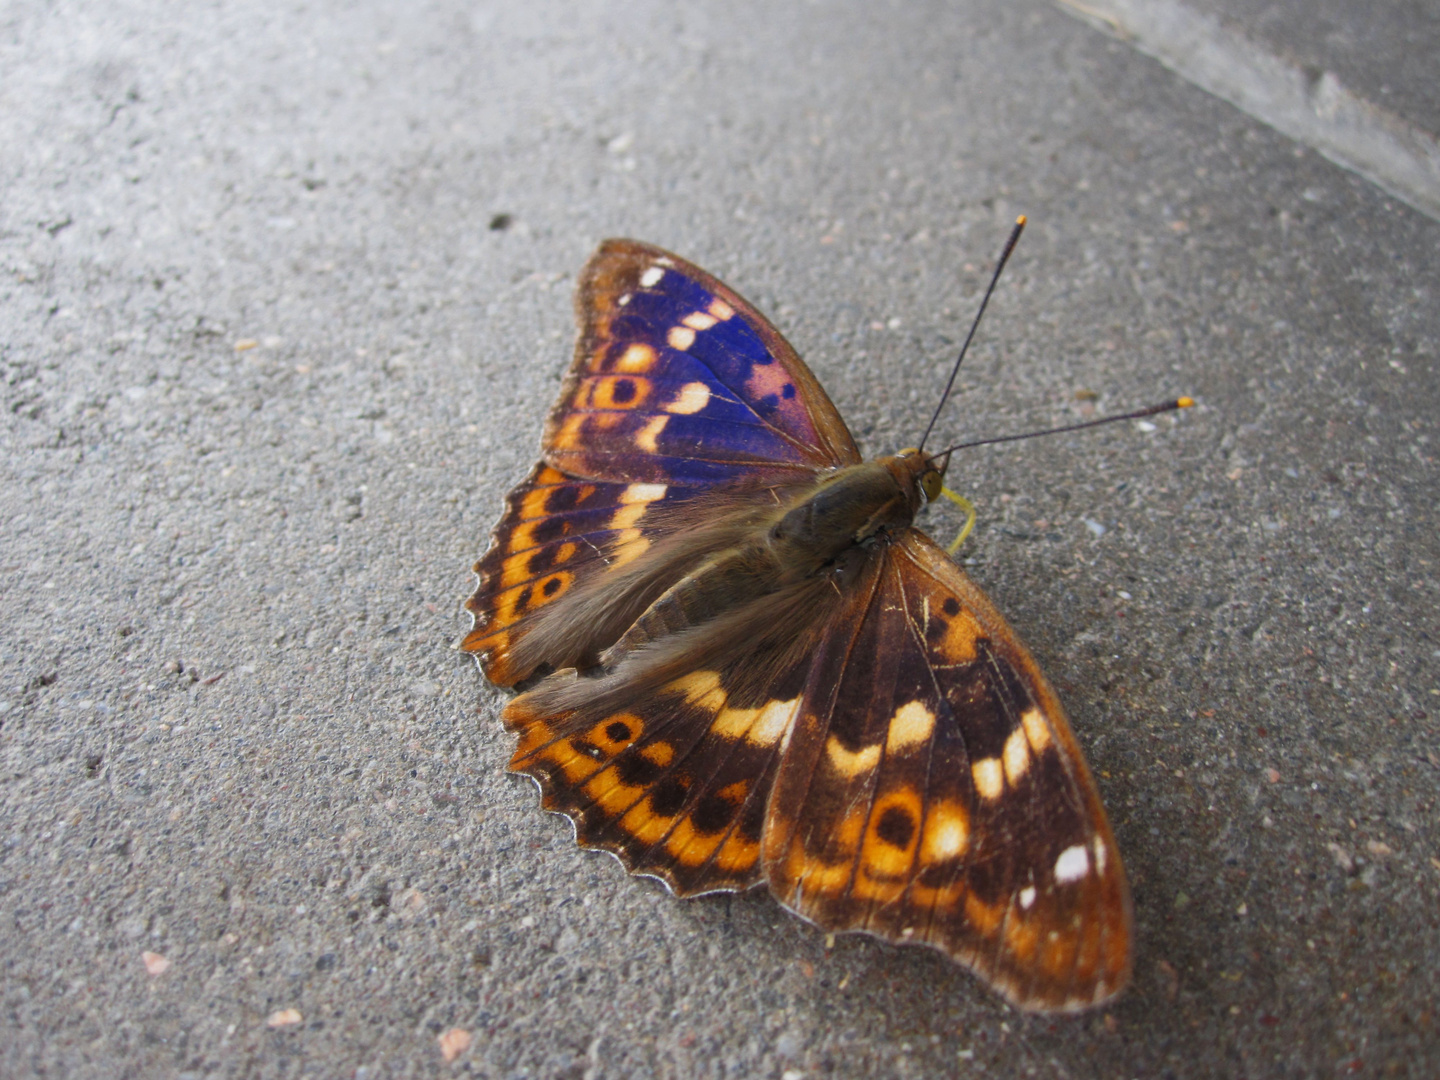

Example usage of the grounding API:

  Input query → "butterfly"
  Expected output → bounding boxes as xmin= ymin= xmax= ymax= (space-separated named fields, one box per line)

xmin=462 ymin=237 xmax=1133 ymax=1011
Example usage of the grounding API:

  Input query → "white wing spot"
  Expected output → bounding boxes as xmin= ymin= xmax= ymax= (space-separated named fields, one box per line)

xmin=748 ymin=697 xmax=800 ymax=747
xmin=621 ymin=483 xmax=667 ymax=503
xmin=682 ymin=311 xmax=718 ymax=331
xmin=667 ymin=326 xmax=696 ymax=351
xmin=886 ymin=701 xmax=935 ymax=753
xmin=922 ymin=811 xmax=969 ymax=861
xmin=635 ymin=415 xmax=668 ymax=452
xmin=826 ymin=738 xmax=881 ymax=778
xmin=639 ymin=266 xmax=665 ymax=288
xmin=615 ymin=343 xmax=655 ymax=373
xmin=1002 ymin=725 xmax=1030 ymax=786
xmin=1054 ymin=844 xmax=1091 ymax=884
xmin=712 ymin=705 xmax=760 ymax=739
xmin=665 ymin=382 xmax=710 ymax=414
xmin=617 ymin=293 xmax=632 ymax=306
xmin=610 ymin=531 xmax=649 ymax=567
xmin=1019 ymin=886 xmax=1037 ymax=910
xmin=1092 ymin=838 xmax=1108 ymax=874
xmin=668 ymin=670 xmax=725 ymax=711
xmin=972 ymin=758 xmax=1003 ymax=801
xmin=708 ymin=298 xmax=735 ymax=320
xmin=1021 ymin=707 xmax=1052 ymax=753
xmin=609 ymin=501 xmax=649 ymax=531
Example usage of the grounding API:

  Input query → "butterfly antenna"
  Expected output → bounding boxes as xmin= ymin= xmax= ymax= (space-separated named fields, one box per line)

xmin=917 ymin=215 xmax=1027 ymax=452
xmin=934 ymin=397 xmax=1194 ymax=457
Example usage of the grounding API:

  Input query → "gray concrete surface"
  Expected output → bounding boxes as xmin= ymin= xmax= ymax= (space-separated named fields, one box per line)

xmin=1184 ymin=0 xmax=1440 ymax=134
xmin=2 ymin=0 xmax=1437 ymax=1076
xmin=1056 ymin=0 xmax=1440 ymax=223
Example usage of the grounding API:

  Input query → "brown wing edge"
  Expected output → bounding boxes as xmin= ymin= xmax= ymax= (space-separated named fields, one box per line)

xmin=457 ymin=461 xmax=563 ymax=686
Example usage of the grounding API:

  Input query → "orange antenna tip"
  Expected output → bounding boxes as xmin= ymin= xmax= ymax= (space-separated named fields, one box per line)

xmin=1016 ymin=214 xmax=1027 ymax=226
xmin=1176 ymin=396 xmax=1194 ymax=408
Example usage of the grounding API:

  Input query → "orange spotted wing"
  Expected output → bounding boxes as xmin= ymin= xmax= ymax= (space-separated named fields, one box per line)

xmin=463 ymin=239 xmax=1132 ymax=1011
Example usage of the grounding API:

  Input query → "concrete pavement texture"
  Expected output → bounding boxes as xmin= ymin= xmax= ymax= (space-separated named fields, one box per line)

xmin=2 ymin=1 xmax=1437 ymax=1077
xmin=1056 ymin=0 xmax=1440 ymax=221
xmin=1171 ymin=0 xmax=1440 ymax=135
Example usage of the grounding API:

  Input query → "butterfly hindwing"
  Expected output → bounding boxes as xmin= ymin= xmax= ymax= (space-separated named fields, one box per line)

xmin=761 ymin=531 xmax=1132 ymax=1012
xmin=504 ymin=653 xmax=810 ymax=896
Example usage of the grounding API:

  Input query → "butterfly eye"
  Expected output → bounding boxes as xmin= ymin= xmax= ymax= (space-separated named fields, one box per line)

xmin=920 ymin=469 xmax=943 ymax=504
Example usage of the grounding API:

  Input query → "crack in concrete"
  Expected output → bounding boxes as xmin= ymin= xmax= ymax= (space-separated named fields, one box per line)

xmin=1056 ymin=0 xmax=1440 ymax=222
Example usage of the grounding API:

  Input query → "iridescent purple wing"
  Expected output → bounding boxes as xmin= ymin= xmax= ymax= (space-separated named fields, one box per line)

xmin=542 ymin=239 xmax=860 ymax=485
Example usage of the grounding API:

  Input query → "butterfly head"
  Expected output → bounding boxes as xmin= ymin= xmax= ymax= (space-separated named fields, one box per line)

xmin=893 ymin=447 xmax=948 ymax=507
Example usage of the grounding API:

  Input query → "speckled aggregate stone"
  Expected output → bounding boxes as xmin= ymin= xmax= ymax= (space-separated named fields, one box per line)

xmin=1 ymin=1 xmax=1437 ymax=1077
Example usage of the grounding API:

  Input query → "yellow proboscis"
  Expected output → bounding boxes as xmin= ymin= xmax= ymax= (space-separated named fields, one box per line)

xmin=938 ymin=488 xmax=978 ymax=555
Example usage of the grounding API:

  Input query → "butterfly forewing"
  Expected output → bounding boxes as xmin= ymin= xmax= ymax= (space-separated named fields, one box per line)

xmin=464 ymin=240 xmax=858 ymax=685
xmin=548 ymin=239 xmax=860 ymax=484
xmin=762 ymin=531 xmax=1131 ymax=1010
